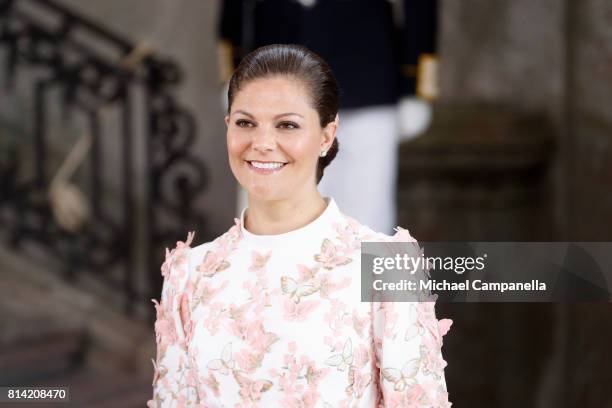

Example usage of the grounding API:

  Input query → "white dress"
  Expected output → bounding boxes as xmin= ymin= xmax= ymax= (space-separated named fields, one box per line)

xmin=147 ymin=197 xmax=452 ymax=408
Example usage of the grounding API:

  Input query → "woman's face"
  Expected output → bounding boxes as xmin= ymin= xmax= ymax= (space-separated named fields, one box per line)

xmin=226 ymin=76 xmax=336 ymax=202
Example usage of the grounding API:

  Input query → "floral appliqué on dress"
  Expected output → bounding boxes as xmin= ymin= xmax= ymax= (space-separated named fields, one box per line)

xmin=148 ymin=201 xmax=452 ymax=408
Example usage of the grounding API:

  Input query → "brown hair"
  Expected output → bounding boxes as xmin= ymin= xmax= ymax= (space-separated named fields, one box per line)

xmin=227 ymin=44 xmax=340 ymax=184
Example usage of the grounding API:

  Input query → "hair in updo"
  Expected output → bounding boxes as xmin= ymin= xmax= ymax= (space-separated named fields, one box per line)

xmin=227 ymin=44 xmax=340 ymax=184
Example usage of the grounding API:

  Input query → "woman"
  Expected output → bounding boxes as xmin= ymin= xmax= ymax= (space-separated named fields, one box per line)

xmin=148 ymin=44 xmax=451 ymax=408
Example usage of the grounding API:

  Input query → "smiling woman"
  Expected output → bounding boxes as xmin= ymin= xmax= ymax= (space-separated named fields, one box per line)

xmin=226 ymin=45 xmax=339 ymax=199
xmin=223 ymin=44 xmax=342 ymax=235
xmin=148 ymin=44 xmax=452 ymax=408
xmin=226 ymin=76 xmax=334 ymax=208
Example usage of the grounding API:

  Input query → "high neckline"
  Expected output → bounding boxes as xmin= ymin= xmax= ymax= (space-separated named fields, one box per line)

xmin=238 ymin=197 xmax=341 ymax=248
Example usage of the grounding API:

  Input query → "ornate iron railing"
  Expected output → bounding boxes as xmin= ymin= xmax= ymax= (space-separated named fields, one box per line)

xmin=0 ymin=0 xmax=209 ymax=318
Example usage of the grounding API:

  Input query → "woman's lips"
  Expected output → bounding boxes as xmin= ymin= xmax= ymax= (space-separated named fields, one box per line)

xmin=245 ymin=160 xmax=288 ymax=175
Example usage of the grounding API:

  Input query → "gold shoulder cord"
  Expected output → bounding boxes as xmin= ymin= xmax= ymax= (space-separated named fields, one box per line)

xmin=416 ymin=53 xmax=439 ymax=101
xmin=217 ymin=40 xmax=235 ymax=85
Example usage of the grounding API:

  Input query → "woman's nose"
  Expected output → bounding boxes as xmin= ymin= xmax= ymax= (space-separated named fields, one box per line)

xmin=251 ymin=125 xmax=276 ymax=152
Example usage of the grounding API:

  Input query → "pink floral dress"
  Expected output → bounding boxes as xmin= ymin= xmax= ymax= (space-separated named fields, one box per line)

xmin=147 ymin=197 xmax=452 ymax=408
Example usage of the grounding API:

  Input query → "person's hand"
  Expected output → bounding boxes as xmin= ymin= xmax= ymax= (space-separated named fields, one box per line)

xmin=397 ymin=97 xmax=433 ymax=142
xmin=49 ymin=181 xmax=90 ymax=232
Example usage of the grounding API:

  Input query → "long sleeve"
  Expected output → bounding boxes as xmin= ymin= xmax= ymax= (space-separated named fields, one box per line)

xmin=148 ymin=232 xmax=198 ymax=408
xmin=372 ymin=227 xmax=452 ymax=408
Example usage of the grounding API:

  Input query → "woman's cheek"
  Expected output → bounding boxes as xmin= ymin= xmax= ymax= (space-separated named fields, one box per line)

xmin=282 ymin=134 xmax=312 ymax=161
xmin=227 ymin=133 xmax=248 ymax=159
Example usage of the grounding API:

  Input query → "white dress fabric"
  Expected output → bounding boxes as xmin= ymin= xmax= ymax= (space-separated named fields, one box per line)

xmin=148 ymin=197 xmax=452 ymax=408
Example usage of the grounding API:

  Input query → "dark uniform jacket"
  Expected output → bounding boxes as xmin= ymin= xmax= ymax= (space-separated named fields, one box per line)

xmin=218 ymin=0 xmax=438 ymax=109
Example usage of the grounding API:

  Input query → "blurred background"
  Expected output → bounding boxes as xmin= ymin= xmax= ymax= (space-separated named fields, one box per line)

xmin=0 ymin=0 xmax=611 ymax=407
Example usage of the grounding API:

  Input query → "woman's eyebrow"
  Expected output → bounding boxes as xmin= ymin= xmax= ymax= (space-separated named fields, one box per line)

xmin=274 ymin=112 xmax=304 ymax=119
xmin=232 ymin=110 xmax=304 ymax=119
xmin=233 ymin=110 xmax=254 ymax=118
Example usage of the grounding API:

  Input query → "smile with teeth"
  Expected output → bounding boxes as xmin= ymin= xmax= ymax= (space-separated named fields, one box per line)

xmin=247 ymin=160 xmax=288 ymax=172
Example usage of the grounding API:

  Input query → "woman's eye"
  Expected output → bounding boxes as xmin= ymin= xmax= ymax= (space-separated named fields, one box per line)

xmin=235 ymin=119 xmax=254 ymax=128
xmin=278 ymin=122 xmax=299 ymax=130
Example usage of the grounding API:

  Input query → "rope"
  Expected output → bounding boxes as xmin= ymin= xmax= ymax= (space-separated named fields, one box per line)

xmin=48 ymin=41 xmax=153 ymax=232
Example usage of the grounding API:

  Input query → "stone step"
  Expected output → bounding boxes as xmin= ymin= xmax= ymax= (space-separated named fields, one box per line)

xmin=0 ymin=242 xmax=156 ymax=376
xmin=9 ymin=365 xmax=152 ymax=408
xmin=0 ymin=328 xmax=88 ymax=385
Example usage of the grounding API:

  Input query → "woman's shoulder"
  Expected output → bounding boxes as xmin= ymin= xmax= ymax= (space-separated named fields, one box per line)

xmin=161 ymin=231 xmax=195 ymax=278
xmin=188 ymin=217 xmax=243 ymax=260
xmin=337 ymin=212 xmax=419 ymax=244
xmin=160 ymin=220 xmax=241 ymax=281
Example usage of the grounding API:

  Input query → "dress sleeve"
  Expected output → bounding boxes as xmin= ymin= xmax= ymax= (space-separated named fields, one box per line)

xmin=371 ymin=227 xmax=452 ymax=408
xmin=148 ymin=232 xmax=197 ymax=408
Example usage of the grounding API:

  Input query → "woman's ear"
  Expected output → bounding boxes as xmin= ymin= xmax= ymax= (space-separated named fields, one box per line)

xmin=321 ymin=115 xmax=339 ymax=151
xmin=224 ymin=115 xmax=230 ymax=127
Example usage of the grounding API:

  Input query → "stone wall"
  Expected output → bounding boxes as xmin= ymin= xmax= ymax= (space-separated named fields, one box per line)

xmin=565 ymin=0 xmax=612 ymax=241
xmin=439 ymin=0 xmax=565 ymax=119
xmin=437 ymin=0 xmax=570 ymax=246
xmin=402 ymin=1 xmax=612 ymax=407
xmin=562 ymin=1 xmax=612 ymax=407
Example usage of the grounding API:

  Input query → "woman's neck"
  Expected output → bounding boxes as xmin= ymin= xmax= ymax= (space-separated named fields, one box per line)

xmin=245 ymin=191 xmax=328 ymax=235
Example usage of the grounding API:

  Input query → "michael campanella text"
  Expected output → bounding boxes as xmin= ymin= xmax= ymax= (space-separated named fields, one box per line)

xmin=373 ymin=279 xmax=547 ymax=293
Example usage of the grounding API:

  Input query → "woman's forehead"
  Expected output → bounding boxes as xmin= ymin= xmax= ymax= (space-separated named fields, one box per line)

xmin=231 ymin=77 xmax=316 ymax=117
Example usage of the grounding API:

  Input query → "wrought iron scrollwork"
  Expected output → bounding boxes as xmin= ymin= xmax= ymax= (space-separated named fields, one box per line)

xmin=0 ymin=0 xmax=209 ymax=318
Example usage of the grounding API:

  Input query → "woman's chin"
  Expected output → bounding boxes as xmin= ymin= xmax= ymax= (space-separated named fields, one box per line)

xmin=244 ymin=185 xmax=288 ymax=202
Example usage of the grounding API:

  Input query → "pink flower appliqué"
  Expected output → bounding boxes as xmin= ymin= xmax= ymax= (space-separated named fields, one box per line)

xmin=420 ymin=336 xmax=448 ymax=376
xmin=233 ymin=371 xmax=273 ymax=403
xmin=152 ymin=298 xmax=179 ymax=357
xmin=316 ymin=273 xmax=351 ymax=299
xmin=160 ymin=231 xmax=195 ymax=279
xmin=203 ymin=372 xmax=220 ymax=397
xmin=233 ymin=348 xmax=261 ymax=373
xmin=178 ymin=293 xmax=194 ymax=346
xmin=391 ymin=226 xmax=417 ymax=243
xmin=283 ymin=297 xmax=320 ymax=322
xmin=386 ymin=383 xmax=426 ymax=408
xmin=333 ymin=218 xmax=361 ymax=249
xmin=345 ymin=366 xmax=372 ymax=399
xmin=249 ymin=250 xmax=271 ymax=275
xmin=297 ymin=264 xmax=320 ymax=281
xmin=203 ymin=301 xmax=228 ymax=335
xmin=416 ymin=302 xmax=453 ymax=348
xmin=314 ymin=239 xmax=352 ymax=269
xmin=196 ymin=249 xmax=230 ymax=277
xmin=245 ymin=320 xmax=279 ymax=353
